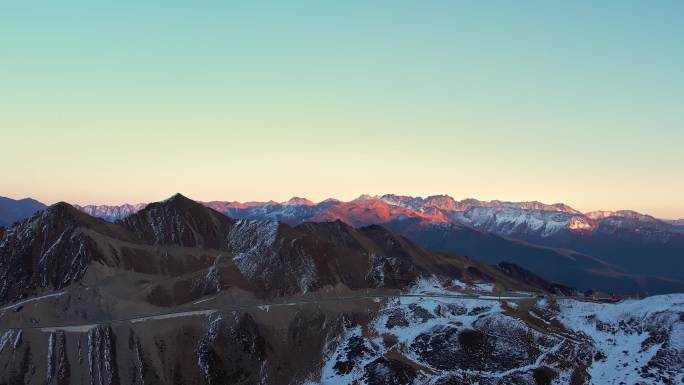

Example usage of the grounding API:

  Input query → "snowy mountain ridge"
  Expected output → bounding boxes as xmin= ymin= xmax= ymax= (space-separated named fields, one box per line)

xmin=69 ymin=194 xmax=683 ymax=239
xmin=74 ymin=202 xmax=147 ymax=221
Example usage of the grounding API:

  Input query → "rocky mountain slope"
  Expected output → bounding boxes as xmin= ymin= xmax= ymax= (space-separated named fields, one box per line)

xmin=199 ymin=196 xmax=684 ymax=295
xmin=61 ymin=194 xmax=684 ymax=295
xmin=0 ymin=194 xmax=547 ymax=305
xmin=1 ymin=194 xmax=683 ymax=384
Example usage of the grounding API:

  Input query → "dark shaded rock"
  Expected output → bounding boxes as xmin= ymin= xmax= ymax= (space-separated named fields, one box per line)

xmin=87 ymin=325 xmax=120 ymax=385
xmin=409 ymin=303 xmax=434 ymax=322
xmin=458 ymin=329 xmax=486 ymax=355
xmin=119 ymin=194 xmax=234 ymax=249
xmin=0 ymin=206 xmax=95 ymax=304
xmin=195 ymin=314 xmax=269 ymax=385
xmin=468 ymin=306 xmax=490 ymax=316
xmin=46 ymin=331 xmax=70 ymax=385
xmin=385 ymin=309 xmax=409 ymax=329
xmin=465 ymin=266 xmax=494 ymax=282
xmin=533 ymin=366 xmax=556 ymax=385
xmin=333 ymin=336 xmax=373 ymax=375
xmin=496 ymin=262 xmax=576 ymax=295
xmin=364 ymin=357 xmax=417 ymax=385
xmin=411 ymin=323 xmax=544 ymax=372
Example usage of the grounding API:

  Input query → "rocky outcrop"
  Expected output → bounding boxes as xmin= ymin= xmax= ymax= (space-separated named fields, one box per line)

xmin=46 ymin=331 xmax=70 ymax=385
xmin=119 ymin=194 xmax=234 ymax=249
xmin=87 ymin=325 xmax=121 ymax=385
xmin=0 ymin=203 xmax=100 ymax=304
xmin=196 ymin=313 xmax=268 ymax=385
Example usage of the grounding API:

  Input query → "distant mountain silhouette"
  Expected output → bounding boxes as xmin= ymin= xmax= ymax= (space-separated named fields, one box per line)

xmin=0 ymin=195 xmax=46 ymax=227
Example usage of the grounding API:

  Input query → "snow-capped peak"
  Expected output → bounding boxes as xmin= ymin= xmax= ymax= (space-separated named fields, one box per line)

xmin=354 ymin=194 xmax=379 ymax=201
xmin=283 ymin=197 xmax=315 ymax=206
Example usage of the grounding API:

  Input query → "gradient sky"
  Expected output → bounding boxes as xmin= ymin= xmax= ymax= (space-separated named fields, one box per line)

xmin=1 ymin=1 xmax=683 ymax=218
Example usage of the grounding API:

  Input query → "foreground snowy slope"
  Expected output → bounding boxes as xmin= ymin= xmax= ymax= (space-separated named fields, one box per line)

xmin=0 ymin=278 xmax=682 ymax=384
xmin=305 ymin=279 xmax=684 ymax=385
xmin=555 ymin=294 xmax=684 ymax=384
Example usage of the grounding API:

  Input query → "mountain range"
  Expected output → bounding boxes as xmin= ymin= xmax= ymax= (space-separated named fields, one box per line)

xmin=0 ymin=193 xmax=682 ymax=384
xmin=71 ymin=193 xmax=684 ymax=238
xmin=1 ymin=194 xmax=683 ymax=295
xmin=64 ymin=194 xmax=684 ymax=295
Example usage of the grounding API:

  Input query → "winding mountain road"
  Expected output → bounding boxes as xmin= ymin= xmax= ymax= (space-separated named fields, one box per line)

xmin=0 ymin=290 xmax=579 ymax=332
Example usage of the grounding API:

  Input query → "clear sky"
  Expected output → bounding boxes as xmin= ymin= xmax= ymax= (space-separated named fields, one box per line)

xmin=1 ymin=1 xmax=682 ymax=218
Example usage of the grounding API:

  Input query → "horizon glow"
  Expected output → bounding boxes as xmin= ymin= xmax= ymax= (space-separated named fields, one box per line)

xmin=1 ymin=1 xmax=683 ymax=218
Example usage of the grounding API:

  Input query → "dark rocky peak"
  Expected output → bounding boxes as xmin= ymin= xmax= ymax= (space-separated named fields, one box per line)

xmin=119 ymin=193 xmax=234 ymax=249
xmin=295 ymin=220 xmax=369 ymax=250
xmin=0 ymin=202 xmax=107 ymax=304
xmin=4 ymin=202 xmax=120 ymax=239
xmin=226 ymin=218 xmax=327 ymax=295
xmin=358 ymin=224 xmax=422 ymax=258
xmin=227 ymin=218 xmax=434 ymax=295
xmin=24 ymin=202 xmax=132 ymax=241
xmin=160 ymin=192 xmax=195 ymax=206
xmin=42 ymin=201 xmax=96 ymax=225
xmin=296 ymin=220 xmax=424 ymax=262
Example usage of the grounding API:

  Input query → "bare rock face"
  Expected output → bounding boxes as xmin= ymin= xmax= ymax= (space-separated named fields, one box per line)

xmin=46 ymin=331 xmax=70 ymax=385
xmin=87 ymin=325 xmax=121 ymax=385
xmin=364 ymin=357 xmax=417 ymax=385
xmin=127 ymin=330 xmax=152 ymax=385
xmin=195 ymin=313 xmax=268 ymax=385
xmin=0 ymin=203 xmax=98 ymax=304
xmin=410 ymin=320 xmax=551 ymax=373
xmin=228 ymin=219 xmax=319 ymax=295
xmin=332 ymin=335 xmax=374 ymax=376
xmin=119 ymin=194 xmax=234 ymax=249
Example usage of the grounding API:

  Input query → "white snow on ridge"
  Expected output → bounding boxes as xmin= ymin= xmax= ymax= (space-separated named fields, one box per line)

xmin=74 ymin=203 xmax=146 ymax=221
xmin=0 ymin=330 xmax=14 ymax=353
xmin=408 ymin=276 xmax=448 ymax=295
xmin=556 ymin=294 xmax=684 ymax=384
xmin=318 ymin=326 xmax=377 ymax=385
xmin=229 ymin=219 xmax=279 ymax=279
xmin=409 ymin=276 xmax=496 ymax=296
xmin=557 ymin=294 xmax=684 ymax=326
